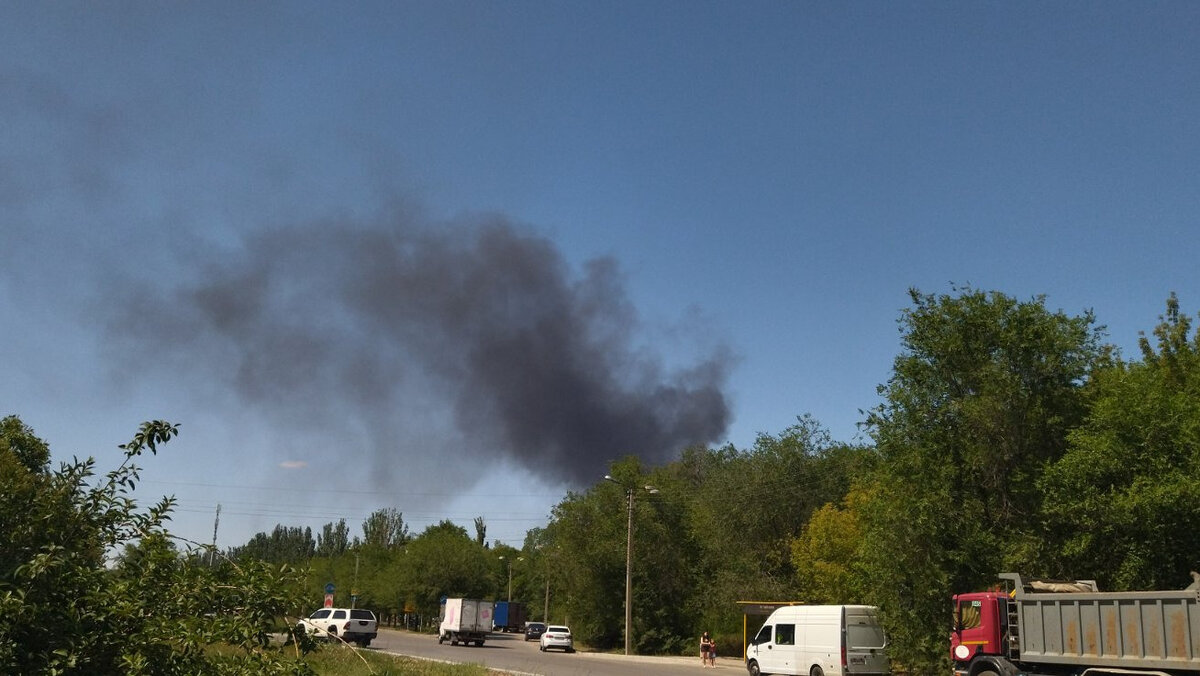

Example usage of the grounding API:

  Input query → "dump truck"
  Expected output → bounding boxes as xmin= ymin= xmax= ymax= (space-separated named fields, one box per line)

xmin=952 ymin=572 xmax=1200 ymax=676
xmin=438 ymin=598 xmax=494 ymax=647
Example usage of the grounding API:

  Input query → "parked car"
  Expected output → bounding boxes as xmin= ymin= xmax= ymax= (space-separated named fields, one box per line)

xmin=539 ymin=624 xmax=574 ymax=652
xmin=524 ymin=621 xmax=547 ymax=641
xmin=297 ymin=607 xmax=378 ymax=647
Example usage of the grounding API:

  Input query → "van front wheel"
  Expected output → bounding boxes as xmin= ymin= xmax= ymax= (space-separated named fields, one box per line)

xmin=747 ymin=659 xmax=761 ymax=676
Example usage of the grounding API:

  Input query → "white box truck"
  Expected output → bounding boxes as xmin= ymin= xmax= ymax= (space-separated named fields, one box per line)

xmin=745 ymin=605 xmax=889 ymax=676
xmin=438 ymin=598 xmax=494 ymax=647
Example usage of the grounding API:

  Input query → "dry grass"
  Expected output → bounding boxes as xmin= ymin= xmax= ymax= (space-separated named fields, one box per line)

xmin=303 ymin=643 xmax=498 ymax=676
xmin=206 ymin=641 xmax=501 ymax=676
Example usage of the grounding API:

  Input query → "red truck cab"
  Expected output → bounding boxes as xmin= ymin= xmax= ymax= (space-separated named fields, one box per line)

xmin=950 ymin=590 xmax=1007 ymax=675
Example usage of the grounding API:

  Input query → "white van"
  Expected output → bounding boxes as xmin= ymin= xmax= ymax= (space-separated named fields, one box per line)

xmin=745 ymin=605 xmax=889 ymax=676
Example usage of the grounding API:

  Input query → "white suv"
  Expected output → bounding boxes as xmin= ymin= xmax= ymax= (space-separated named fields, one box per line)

xmin=297 ymin=607 xmax=378 ymax=647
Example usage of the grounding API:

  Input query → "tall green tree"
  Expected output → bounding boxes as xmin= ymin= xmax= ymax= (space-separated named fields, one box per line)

xmin=474 ymin=516 xmax=487 ymax=546
xmin=672 ymin=416 xmax=869 ymax=643
xmin=790 ymin=486 xmax=870 ymax=604
xmin=316 ymin=519 xmax=350 ymax=557
xmin=543 ymin=471 xmax=630 ymax=649
xmin=361 ymin=507 xmax=409 ymax=550
xmin=398 ymin=520 xmax=492 ymax=616
xmin=543 ymin=457 xmax=702 ymax=654
xmin=230 ymin=524 xmax=315 ymax=563
xmin=1 ymin=415 xmax=50 ymax=472
xmin=1040 ymin=294 xmax=1200 ymax=589
xmin=0 ymin=418 xmax=313 ymax=675
xmin=860 ymin=288 xmax=1102 ymax=671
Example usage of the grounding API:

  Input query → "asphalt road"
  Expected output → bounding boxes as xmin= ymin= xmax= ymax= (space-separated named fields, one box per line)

xmin=369 ymin=628 xmax=739 ymax=676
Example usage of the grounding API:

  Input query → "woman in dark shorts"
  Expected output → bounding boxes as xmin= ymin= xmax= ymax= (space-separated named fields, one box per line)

xmin=700 ymin=631 xmax=714 ymax=667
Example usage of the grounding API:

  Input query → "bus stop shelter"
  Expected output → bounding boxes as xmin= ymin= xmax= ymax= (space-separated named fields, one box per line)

xmin=735 ymin=601 xmax=806 ymax=659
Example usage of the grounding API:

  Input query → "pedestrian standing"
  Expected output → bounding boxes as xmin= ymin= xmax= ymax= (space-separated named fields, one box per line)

xmin=700 ymin=631 xmax=714 ymax=667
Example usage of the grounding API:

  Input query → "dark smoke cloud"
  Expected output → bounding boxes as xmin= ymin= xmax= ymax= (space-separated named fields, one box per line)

xmin=106 ymin=212 xmax=732 ymax=486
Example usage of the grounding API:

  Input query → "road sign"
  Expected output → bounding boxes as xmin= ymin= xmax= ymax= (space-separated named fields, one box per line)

xmin=324 ymin=583 xmax=335 ymax=594
xmin=324 ymin=593 xmax=334 ymax=608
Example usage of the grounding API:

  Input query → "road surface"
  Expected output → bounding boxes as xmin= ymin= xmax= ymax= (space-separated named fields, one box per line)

xmin=369 ymin=627 xmax=738 ymax=676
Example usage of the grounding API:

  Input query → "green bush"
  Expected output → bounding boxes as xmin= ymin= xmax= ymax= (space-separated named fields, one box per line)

xmin=0 ymin=417 xmax=316 ymax=675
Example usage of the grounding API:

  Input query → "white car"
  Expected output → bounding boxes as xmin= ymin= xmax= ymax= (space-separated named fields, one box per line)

xmin=297 ymin=607 xmax=378 ymax=647
xmin=539 ymin=624 xmax=574 ymax=652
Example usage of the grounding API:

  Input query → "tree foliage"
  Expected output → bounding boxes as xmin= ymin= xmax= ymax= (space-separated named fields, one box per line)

xmin=1040 ymin=293 xmax=1200 ymax=589
xmin=790 ymin=487 xmax=869 ymax=604
xmin=0 ymin=419 xmax=314 ymax=675
xmin=230 ymin=524 xmax=316 ymax=563
xmin=1 ymin=414 xmax=50 ymax=473
xmin=473 ymin=516 xmax=486 ymax=546
xmin=858 ymin=287 xmax=1102 ymax=671
xmin=361 ymin=507 xmax=409 ymax=551
xmin=398 ymin=521 xmax=493 ymax=616
xmin=183 ymin=289 xmax=1200 ymax=671
xmin=316 ymin=519 xmax=351 ymax=557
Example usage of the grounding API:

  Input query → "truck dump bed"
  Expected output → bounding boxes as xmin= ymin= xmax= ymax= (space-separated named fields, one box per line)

xmin=1001 ymin=573 xmax=1200 ymax=672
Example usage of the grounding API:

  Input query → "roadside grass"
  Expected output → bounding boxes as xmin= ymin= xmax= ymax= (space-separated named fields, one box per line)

xmin=304 ymin=645 xmax=496 ymax=675
xmin=208 ymin=642 xmax=500 ymax=675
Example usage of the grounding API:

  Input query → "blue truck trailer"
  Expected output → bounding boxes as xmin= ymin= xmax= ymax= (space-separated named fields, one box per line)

xmin=492 ymin=601 xmax=527 ymax=633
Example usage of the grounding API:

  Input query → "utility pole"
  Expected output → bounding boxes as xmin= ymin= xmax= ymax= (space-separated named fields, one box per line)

xmin=499 ymin=555 xmax=523 ymax=602
xmin=604 ymin=475 xmax=657 ymax=656
xmin=537 ymin=544 xmax=552 ymax=621
xmin=622 ymin=486 xmax=633 ymax=655
xmin=352 ymin=553 xmax=360 ymax=608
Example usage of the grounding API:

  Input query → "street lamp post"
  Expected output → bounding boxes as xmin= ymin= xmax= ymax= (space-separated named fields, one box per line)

xmin=604 ymin=474 xmax=657 ymax=656
xmin=499 ymin=555 xmax=523 ymax=602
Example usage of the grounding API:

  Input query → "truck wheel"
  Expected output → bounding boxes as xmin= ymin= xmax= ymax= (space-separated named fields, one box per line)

xmin=811 ymin=667 xmax=824 ymax=676
xmin=977 ymin=671 xmax=1000 ymax=676
xmin=475 ymin=640 xmax=484 ymax=646
xmin=438 ymin=633 xmax=445 ymax=644
xmin=747 ymin=660 xmax=761 ymax=676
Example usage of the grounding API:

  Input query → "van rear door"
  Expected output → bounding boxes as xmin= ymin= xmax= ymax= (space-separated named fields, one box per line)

xmin=843 ymin=607 xmax=889 ymax=675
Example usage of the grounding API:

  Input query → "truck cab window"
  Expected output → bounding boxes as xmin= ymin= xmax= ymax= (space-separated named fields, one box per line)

xmin=958 ymin=600 xmax=982 ymax=630
xmin=775 ymin=624 xmax=795 ymax=646
xmin=753 ymin=625 xmax=772 ymax=645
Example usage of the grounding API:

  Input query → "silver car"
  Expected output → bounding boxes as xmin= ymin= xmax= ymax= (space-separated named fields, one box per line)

xmin=539 ymin=624 xmax=574 ymax=652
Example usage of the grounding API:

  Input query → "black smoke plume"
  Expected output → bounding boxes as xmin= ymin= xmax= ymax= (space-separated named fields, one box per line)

xmin=107 ymin=212 xmax=732 ymax=487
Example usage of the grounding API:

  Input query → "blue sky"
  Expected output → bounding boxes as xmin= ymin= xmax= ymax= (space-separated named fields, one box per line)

xmin=3 ymin=2 xmax=1198 ymax=552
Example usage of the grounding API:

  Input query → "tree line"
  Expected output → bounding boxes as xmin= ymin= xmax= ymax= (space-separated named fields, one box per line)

xmin=4 ymin=287 xmax=1199 ymax=673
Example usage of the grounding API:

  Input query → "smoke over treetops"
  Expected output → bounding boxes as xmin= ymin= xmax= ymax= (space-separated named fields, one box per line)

xmin=107 ymin=212 xmax=733 ymax=486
